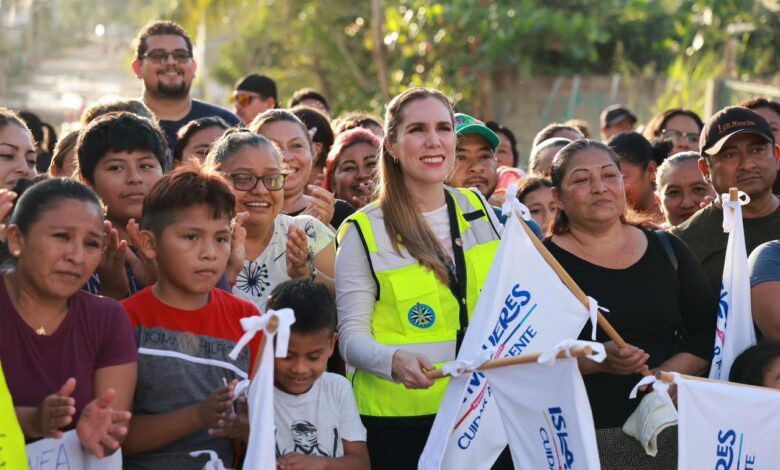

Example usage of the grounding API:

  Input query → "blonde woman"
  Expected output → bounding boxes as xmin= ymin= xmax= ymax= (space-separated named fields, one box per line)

xmin=335 ymin=88 xmax=502 ymax=469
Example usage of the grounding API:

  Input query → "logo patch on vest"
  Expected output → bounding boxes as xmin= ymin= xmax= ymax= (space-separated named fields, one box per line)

xmin=408 ymin=303 xmax=435 ymax=329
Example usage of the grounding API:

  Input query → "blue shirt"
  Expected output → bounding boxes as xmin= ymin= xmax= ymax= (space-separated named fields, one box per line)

xmin=158 ymin=99 xmax=241 ymax=151
xmin=492 ymin=206 xmax=544 ymax=239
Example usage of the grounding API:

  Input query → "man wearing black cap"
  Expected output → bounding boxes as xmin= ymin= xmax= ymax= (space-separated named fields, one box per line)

xmin=600 ymin=104 xmax=637 ymax=141
xmin=671 ymin=106 xmax=780 ymax=292
xmin=231 ymin=74 xmax=278 ymax=124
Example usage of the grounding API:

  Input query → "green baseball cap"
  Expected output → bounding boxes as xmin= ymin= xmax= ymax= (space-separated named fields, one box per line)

xmin=454 ymin=113 xmax=500 ymax=151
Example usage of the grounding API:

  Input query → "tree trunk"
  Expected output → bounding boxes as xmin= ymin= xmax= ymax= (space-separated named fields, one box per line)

xmin=371 ymin=0 xmax=390 ymax=99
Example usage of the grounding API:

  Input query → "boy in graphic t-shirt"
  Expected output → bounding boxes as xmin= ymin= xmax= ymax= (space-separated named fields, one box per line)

xmin=121 ymin=166 xmax=261 ymax=469
xmin=268 ymin=280 xmax=369 ymax=469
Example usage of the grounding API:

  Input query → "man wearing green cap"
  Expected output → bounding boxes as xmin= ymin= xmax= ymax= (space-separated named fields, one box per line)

xmin=447 ymin=113 xmax=543 ymax=236
xmin=447 ymin=113 xmax=501 ymax=199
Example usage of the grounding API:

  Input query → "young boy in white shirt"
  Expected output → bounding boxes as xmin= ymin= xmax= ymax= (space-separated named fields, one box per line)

xmin=268 ymin=280 xmax=369 ymax=470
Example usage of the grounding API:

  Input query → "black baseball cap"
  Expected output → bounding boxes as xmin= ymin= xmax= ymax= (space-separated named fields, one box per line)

xmin=700 ymin=106 xmax=775 ymax=156
xmin=234 ymin=74 xmax=278 ymax=103
xmin=600 ymin=104 xmax=637 ymax=128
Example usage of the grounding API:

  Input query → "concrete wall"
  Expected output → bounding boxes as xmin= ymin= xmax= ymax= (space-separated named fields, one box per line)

xmin=491 ymin=74 xmax=667 ymax=169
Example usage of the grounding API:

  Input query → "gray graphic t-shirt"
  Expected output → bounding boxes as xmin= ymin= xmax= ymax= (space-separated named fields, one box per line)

xmin=275 ymin=373 xmax=366 ymax=458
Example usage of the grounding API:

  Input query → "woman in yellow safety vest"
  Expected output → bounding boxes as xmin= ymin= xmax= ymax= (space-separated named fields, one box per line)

xmin=335 ymin=87 xmax=502 ymax=469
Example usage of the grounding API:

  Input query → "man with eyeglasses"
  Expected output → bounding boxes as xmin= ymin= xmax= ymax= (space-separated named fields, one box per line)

xmin=671 ymin=106 xmax=780 ymax=293
xmin=231 ymin=74 xmax=278 ymax=125
xmin=131 ymin=20 xmax=240 ymax=153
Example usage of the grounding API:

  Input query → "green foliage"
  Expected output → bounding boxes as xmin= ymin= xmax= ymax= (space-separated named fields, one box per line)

xmin=205 ymin=0 xmax=779 ymax=114
xmin=655 ymin=52 xmax=725 ymax=115
xmin=17 ymin=0 xmax=780 ymax=115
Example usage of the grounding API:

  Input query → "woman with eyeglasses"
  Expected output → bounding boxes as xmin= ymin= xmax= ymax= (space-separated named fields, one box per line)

xmin=643 ymin=109 xmax=704 ymax=157
xmin=206 ymin=129 xmax=335 ymax=312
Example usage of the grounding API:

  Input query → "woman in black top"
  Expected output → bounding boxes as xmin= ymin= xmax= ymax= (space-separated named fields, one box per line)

xmin=542 ymin=140 xmax=716 ymax=467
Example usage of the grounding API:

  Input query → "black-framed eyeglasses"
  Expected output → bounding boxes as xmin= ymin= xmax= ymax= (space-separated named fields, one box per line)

xmin=229 ymin=173 xmax=287 ymax=192
xmin=143 ymin=49 xmax=192 ymax=65
xmin=660 ymin=129 xmax=699 ymax=144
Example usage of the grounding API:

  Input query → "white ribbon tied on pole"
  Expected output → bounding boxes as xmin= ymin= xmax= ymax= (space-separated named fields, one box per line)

xmin=537 ymin=339 xmax=606 ymax=365
xmin=721 ymin=191 xmax=750 ymax=233
xmin=228 ymin=308 xmax=296 ymax=470
xmin=440 ymin=348 xmax=496 ymax=378
xmin=500 ymin=183 xmax=532 ymax=220
xmin=190 ymin=450 xmax=226 ymax=470
xmin=624 ymin=373 xmax=678 ymax=456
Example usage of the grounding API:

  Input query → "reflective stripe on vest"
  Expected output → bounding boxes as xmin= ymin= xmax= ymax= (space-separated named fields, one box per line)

xmin=0 ymin=360 xmax=27 ymax=468
xmin=338 ymin=187 xmax=500 ymax=417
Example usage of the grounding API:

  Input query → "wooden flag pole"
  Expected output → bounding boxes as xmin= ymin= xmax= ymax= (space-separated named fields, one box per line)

xmin=728 ymin=187 xmax=739 ymax=213
xmin=513 ymin=210 xmax=649 ymax=375
xmin=425 ymin=345 xmax=595 ymax=380
xmin=658 ymin=371 xmax=780 ymax=393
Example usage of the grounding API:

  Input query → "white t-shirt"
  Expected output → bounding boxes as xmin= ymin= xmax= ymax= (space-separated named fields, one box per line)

xmin=232 ymin=214 xmax=334 ymax=312
xmin=275 ymin=372 xmax=366 ymax=458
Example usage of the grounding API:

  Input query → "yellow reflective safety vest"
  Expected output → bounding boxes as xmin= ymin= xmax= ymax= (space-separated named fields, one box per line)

xmin=337 ymin=187 xmax=501 ymax=417
xmin=0 ymin=360 xmax=27 ymax=468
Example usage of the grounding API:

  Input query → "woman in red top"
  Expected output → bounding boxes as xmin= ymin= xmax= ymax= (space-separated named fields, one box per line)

xmin=0 ymin=178 xmax=138 ymax=457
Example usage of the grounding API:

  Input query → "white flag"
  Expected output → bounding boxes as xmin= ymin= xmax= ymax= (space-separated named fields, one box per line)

xmin=228 ymin=308 xmax=295 ymax=470
xmin=709 ymin=192 xmax=757 ymax=380
xmin=419 ymin=211 xmax=596 ymax=469
xmin=483 ymin=353 xmax=602 ymax=470
xmin=676 ymin=374 xmax=780 ymax=469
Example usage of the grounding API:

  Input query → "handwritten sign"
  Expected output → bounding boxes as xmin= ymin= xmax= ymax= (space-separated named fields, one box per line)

xmin=26 ymin=430 xmax=122 ymax=470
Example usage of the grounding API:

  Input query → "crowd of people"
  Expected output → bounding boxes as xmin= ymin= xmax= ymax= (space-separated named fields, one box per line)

xmin=1 ymin=18 xmax=780 ymax=470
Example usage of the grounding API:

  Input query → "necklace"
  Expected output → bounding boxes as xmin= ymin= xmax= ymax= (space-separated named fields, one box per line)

xmin=9 ymin=273 xmax=68 ymax=336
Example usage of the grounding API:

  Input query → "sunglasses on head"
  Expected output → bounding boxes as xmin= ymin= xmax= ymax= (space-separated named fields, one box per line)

xmin=229 ymin=93 xmax=260 ymax=107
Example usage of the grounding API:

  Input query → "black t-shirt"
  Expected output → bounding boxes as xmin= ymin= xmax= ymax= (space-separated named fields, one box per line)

xmin=543 ymin=229 xmax=717 ymax=428
xmin=158 ymin=99 xmax=241 ymax=151
xmin=287 ymin=199 xmax=355 ymax=230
